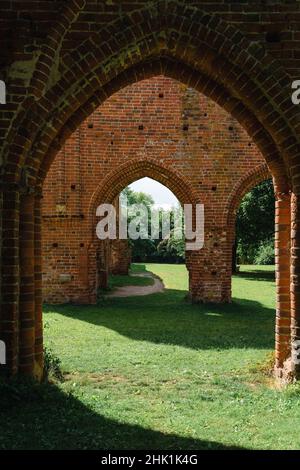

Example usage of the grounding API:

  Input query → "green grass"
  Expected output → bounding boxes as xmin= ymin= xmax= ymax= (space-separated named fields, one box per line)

xmin=1 ymin=264 xmax=300 ymax=450
xmin=108 ymin=264 xmax=154 ymax=289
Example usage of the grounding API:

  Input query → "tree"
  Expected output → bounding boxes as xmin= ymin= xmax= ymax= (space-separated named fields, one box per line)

xmin=157 ymin=230 xmax=185 ymax=263
xmin=120 ymin=186 xmax=185 ymax=263
xmin=235 ymin=179 xmax=275 ymax=265
xmin=120 ymin=187 xmax=155 ymax=261
xmin=120 ymin=186 xmax=154 ymax=209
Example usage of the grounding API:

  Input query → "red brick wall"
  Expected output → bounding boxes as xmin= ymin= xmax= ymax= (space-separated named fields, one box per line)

xmin=42 ymin=75 xmax=268 ymax=304
xmin=1 ymin=1 xmax=298 ymax=378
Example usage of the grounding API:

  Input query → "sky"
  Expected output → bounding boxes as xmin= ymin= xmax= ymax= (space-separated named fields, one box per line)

xmin=129 ymin=177 xmax=179 ymax=209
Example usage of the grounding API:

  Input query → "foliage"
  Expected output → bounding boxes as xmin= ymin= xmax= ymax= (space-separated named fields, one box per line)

xmin=129 ymin=238 xmax=158 ymax=262
xmin=157 ymin=232 xmax=185 ymax=263
xmin=254 ymin=239 xmax=275 ymax=265
xmin=120 ymin=186 xmax=185 ymax=263
xmin=236 ymin=180 xmax=275 ymax=264
xmin=43 ymin=347 xmax=64 ymax=382
xmin=121 ymin=186 xmax=154 ymax=209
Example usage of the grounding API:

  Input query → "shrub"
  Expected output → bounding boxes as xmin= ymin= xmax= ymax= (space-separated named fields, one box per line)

xmin=254 ymin=239 xmax=275 ymax=265
xmin=43 ymin=347 xmax=64 ymax=382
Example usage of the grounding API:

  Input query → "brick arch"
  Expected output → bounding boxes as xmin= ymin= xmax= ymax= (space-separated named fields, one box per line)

xmin=2 ymin=2 xmax=300 ymax=381
xmin=29 ymin=0 xmax=86 ymax=99
xmin=4 ymin=3 xmax=297 ymax=192
xmin=37 ymin=59 xmax=289 ymax=196
xmin=223 ymin=163 xmax=273 ymax=291
xmin=87 ymin=157 xmax=200 ymax=241
xmin=225 ymin=163 xmax=272 ymax=232
xmin=1 ymin=0 xmax=87 ymax=168
xmin=221 ymin=163 xmax=274 ymax=334
xmin=222 ymin=162 xmax=292 ymax=375
xmin=85 ymin=157 xmax=199 ymax=304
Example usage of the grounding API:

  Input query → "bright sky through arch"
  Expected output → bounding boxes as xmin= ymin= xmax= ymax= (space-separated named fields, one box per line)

xmin=129 ymin=177 xmax=179 ymax=209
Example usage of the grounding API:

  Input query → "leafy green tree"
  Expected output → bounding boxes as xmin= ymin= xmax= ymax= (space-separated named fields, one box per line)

xmin=120 ymin=187 xmax=155 ymax=261
xmin=236 ymin=179 xmax=275 ymax=265
xmin=120 ymin=187 xmax=154 ymax=209
xmin=120 ymin=186 xmax=185 ymax=263
xmin=157 ymin=231 xmax=185 ymax=263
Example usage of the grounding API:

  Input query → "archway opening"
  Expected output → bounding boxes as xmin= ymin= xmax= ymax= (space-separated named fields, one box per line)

xmin=98 ymin=176 xmax=189 ymax=298
xmin=36 ymin=72 xmax=292 ymax=442
xmin=42 ymin=75 xmax=275 ymax=307
xmin=1 ymin=3 xmax=297 ymax=383
xmin=2 ymin=1 xmax=300 ymax=450
xmin=17 ymin=66 xmax=290 ymax=383
xmin=88 ymin=158 xmax=199 ymax=304
xmin=234 ymin=178 xmax=275 ymax=272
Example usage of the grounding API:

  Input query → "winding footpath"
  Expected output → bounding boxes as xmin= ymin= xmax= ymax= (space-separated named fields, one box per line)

xmin=107 ymin=272 xmax=164 ymax=298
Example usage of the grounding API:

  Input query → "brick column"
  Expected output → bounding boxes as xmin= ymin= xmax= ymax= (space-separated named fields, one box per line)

xmin=188 ymin=228 xmax=230 ymax=303
xmin=291 ymin=192 xmax=300 ymax=378
xmin=34 ymin=191 xmax=43 ymax=377
xmin=110 ymin=239 xmax=131 ymax=275
xmin=95 ymin=240 xmax=110 ymax=291
xmin=19 ymin=192 xmax=36 ymax=376
xmin=274 ymin=192 xmax=291 ymax=374
xmin=0 ymin=187 xmax=20 ymax=376
xmin=223 ymin=228 xmax=234 ymax=303
xmin=186 ymin=249 xmax=204 ymax=302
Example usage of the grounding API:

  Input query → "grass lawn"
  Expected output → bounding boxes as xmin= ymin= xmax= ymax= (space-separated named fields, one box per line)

xmin=108 ymin=264 xmax=154 ymax=290
xmin=1 ymin=264 xmax=300 ymax=450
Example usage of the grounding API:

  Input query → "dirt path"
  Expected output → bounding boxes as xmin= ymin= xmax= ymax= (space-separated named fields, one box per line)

xmin=108 ymin=272 xmax=164 ymax=298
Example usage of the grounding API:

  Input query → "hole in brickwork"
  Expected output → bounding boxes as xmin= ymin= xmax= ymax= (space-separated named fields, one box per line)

xmin=204 ymin=113 xmax=207 ymax=117
xmin=265 ymin=31 xmax=281 ymax=43
xmin=88 ymin=122 xmax=94 ymax=129
xmin=138 ymin=125 xmax=144 ymax=131
xmin=211 ymin=271 xmax=217 ymax=276
xmin=80 ymin=243 xmax=84 ymax=247
xmin=228 ymin=126 xmax=234 ymax=131
xmin=211 ymin=186 xmax=217 ymax=191
xmin=183 ymin=124 xmax=189 ymax=131
xmin=71 ymin=184 xmax=76 ymax=190
xmin=248 ymin=142 xmax=252 ymax=147
xmin=159 ymin=93 xmax=164 ymax=98
xmin=52 ymin=243 xmax=58 ymax=248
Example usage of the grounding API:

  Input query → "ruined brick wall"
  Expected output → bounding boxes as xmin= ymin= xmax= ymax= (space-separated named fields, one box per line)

xmin=42 ymin=75 xmax=268 ymax=304
xmin=2 ymin=1 xmax=299 ymax=377
xmin=1 ymin=1 xmax=300 ymax=165
xmin=110 ymin=240 xmax=131 ymax=276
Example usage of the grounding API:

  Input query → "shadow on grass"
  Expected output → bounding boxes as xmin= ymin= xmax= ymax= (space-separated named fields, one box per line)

xmin=44 ymin=288 xmax=275 ymax=351
xmin=0 ymin=380 xmax=245 ymax=450
xmin=234 ymin=269 xmax=275 ymax=283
